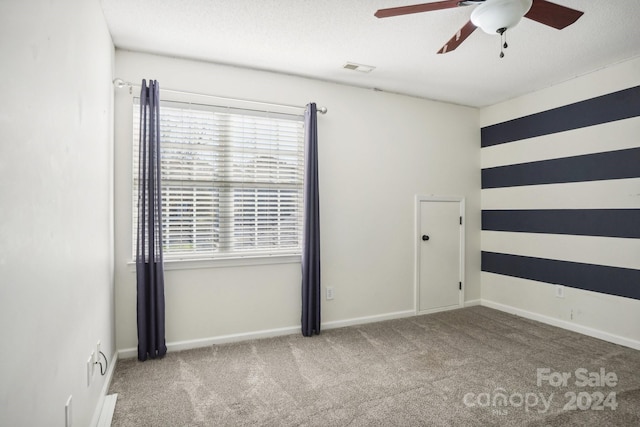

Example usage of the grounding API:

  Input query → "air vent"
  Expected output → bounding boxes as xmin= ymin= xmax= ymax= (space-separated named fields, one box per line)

xmin=343 ymin=62 xmax=376 ymax=73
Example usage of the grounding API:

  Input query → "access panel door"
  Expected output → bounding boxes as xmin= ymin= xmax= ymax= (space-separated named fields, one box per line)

xmin=418 ymin=199 xmax=463 ymax=313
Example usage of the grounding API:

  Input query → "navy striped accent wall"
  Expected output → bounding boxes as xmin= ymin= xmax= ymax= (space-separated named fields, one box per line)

xmin=481 ymin=85 xmax=640 ymax=301
xmin=482 ymin=252 xmax=640 ymax=300
xmin=481 ymin=86 xmax=640 ymax=147
xmin=482 ymin=147 xmax=640 ymax=189
xmin=482 ymin=209 xmax=640 ymax=238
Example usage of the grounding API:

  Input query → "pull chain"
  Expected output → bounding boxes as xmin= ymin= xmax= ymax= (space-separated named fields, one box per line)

xmin=498 ymin=28 xmax=508 ymax=58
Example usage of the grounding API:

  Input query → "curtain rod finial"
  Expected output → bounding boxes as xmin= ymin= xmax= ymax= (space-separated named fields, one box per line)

xmin=317 ymin=106 xmax=327 ymax=114
xmin=113 ymin=78 xmax=127 ymax=88
xmin=113 ymin=78 xmax=133 ymax=94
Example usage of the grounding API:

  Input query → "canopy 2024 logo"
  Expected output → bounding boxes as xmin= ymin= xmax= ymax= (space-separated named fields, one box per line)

xmin=537 ymin=368 xmax=618 ymax=411
xmin=462 ymin=368 xmax=618 ymax=415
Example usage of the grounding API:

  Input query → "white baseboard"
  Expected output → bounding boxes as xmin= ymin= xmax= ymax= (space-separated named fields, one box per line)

xmin=118 ymin=325 xmax=300 ymax=359
xmin=96 ymin=394 xmax=118 ymax=427
xmin=118 ymin=309 xmax=417 ymax=359
xmin=464 ymin=299 xmax=481 ymax=307
xmin=481 ymin=299 xmax=640 ymax=351
xmin=322 ymin=310 xmax=416 ymax=330
xmin=118 ymin=348 xmax=137 ymax=359
xmin=417 ymin=305 xmax=463 ymax=316
xmin=90 ymin=351 xmax=119 ymax=427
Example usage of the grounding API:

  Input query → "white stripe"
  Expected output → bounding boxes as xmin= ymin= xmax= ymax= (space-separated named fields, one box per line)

xmin=482 ymin=231 xmax=640 ymax=270
xmin=481 ymin=178 xmax=640 ymax=210
xmin=481 ymin=116 xmax=640 ymax=169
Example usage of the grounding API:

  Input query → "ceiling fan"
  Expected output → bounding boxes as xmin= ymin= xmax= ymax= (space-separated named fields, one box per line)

xmin=375 ymin=0 xmax=583 ymax=56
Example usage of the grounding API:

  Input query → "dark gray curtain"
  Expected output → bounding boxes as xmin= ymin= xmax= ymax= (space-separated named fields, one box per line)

xmin=136 ymin=79 xmax=167 ymax=361
xmin=301 ymin=103 xmax=321 ymax=337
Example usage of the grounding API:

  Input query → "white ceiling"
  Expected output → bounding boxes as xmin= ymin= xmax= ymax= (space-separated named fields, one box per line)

xmin=100 ymin=0 xmax=640 ymax=108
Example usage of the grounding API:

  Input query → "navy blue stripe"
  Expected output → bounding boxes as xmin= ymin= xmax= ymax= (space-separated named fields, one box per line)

xmin=481 ymin=86 xmax=640 ymax=147
xmin=482 ymin=209 xmax=640 ymax=238
xmin=481 ymin=251 xmax=640 ymax=300
xmin=481 ymin=147 xmax=640 ymax=189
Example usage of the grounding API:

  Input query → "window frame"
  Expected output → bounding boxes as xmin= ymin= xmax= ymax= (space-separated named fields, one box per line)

xmin=131 ymin=93 xmax=306 ymax=267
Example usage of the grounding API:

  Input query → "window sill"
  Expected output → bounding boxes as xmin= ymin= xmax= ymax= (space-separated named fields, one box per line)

xmin=127 ymin=253 xmax=301 ymax=272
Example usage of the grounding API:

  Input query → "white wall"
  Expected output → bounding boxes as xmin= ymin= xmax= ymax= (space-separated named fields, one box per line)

xmin=114 ymin=50 xmax=481 ymax=353
xmin=479 ymin=57 xmax=640 ymax=349
xmin=0 ymin=1 xmax=115 ymax=426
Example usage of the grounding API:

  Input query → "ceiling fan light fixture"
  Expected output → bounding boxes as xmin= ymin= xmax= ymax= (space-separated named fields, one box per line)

xmin=471 ymin=0 xmax=533 ymax=34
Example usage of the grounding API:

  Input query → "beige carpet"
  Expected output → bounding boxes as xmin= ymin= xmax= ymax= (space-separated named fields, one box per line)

xmin=109 ymin=306 xmax=640 ymax=426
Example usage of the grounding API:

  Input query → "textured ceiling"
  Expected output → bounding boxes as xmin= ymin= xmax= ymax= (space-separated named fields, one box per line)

xmin=100 ymin=0 xmax=640 ymax=107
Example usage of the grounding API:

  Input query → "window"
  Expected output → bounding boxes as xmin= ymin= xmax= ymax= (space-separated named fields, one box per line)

xmin=133 ymin=98 xmax=305 ymax=261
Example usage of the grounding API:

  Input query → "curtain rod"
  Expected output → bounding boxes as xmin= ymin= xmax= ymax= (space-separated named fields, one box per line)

xmin=113 ymin=78 xmax=327 ymax=114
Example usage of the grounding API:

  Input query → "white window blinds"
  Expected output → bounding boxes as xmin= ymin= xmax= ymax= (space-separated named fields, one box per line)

xmin=133 ymin=98 xmax=305 ymax=260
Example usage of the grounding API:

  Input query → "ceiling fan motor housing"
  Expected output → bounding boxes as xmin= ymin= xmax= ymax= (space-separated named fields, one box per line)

xmin=471 ymin=0 xmax=533 ymax=34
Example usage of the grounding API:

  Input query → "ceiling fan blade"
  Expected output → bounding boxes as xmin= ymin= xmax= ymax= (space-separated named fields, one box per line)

xmin=375 ymin=1 xmax=461 ymax=18
xmin=524 ymin=0 xmax=584 ymax=29
xmin=437 ymin=20 xmax=477 ymax=54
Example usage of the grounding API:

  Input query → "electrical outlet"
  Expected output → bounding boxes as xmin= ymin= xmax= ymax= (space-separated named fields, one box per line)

xmin=65 ymin=395 xmax=72 ymax=427
xmin=326 ymin=287 xmax=334 ymax=300
xmin=555 ymin=285 xmax=564 ymax=298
